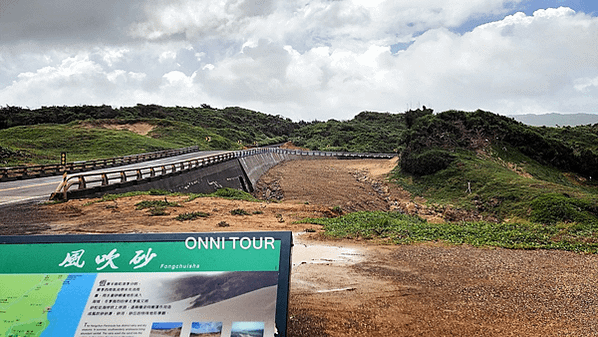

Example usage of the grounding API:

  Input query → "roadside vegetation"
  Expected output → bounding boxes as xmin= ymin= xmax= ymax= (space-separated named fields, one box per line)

xmin=87 ymin=188 xmax=259 ymax=205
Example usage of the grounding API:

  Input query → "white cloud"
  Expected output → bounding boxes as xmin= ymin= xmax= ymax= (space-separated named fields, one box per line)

xmin=97 ymin=47 xmax=130 ymax=67
xmin=129 ymin=0 xmax=524 ymax=50
xmin=575 ymin=76 xmax=598 ymax=92
xmin=0 ymin=53 xmax=146 ymax=107
xmin=1 ymin=1 xmax=598 ymax=121
xmin=212 ymin=6 xmax=598 ymax=119
xmin=159 ymin=51 xmax=178 ymax=63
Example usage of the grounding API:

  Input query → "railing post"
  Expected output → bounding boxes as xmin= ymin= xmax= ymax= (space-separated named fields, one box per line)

xmin=62 ymin=172 xmax=68 ymax=200
xmin=120 ymin=172 xmax=127 ymax=183
xmin=150 ymin=168 xmax=155 ymax=177
xmin=101 ymin=174 xmax=109 ymax=186
xmin=136 ymin=169 xmax=142 ymax=180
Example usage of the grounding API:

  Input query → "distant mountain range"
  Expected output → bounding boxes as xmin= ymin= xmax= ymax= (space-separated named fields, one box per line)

xmin=510 ymin=113 xmax=598 ymax=127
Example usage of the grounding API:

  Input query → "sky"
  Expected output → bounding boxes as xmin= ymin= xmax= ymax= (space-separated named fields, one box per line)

xmin=1 ymin=0 xmax=597 ymax=121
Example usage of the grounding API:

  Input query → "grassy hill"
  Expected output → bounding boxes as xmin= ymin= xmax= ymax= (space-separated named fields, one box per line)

xmin=0 ymin=104 xmax=295 ymax=147
xmin=299 ymin=109 xmax=598 ymax=252
xmin=0 ymin=119 xmax=238 ymax=166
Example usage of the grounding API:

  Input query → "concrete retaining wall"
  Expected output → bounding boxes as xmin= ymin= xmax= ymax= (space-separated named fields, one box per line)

xmin=238 ymin=152 xmax=291 ymax=190
xmin=65 ymin=159 xmax=252 ymax=199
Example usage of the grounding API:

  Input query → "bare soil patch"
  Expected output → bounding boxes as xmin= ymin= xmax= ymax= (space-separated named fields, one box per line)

xmin=2 ymin=158 xmax=598 ymax=336
xmin=79 ymin=121 xmax=155 ymax=135
xmin=102 ymin=122 xmax=155 ymax=135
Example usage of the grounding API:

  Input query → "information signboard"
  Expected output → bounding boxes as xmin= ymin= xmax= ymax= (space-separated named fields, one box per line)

xmin=0 ymin=232 xmax=292 ymax=337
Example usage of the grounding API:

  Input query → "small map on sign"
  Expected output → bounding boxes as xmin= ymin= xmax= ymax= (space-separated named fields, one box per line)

xmin=0 ymin=274 xmax=96 ymax=337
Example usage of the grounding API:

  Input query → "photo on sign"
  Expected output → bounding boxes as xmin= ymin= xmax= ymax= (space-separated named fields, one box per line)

xmin=150 ymin=271 xmax=278 ymax=309
xmin=190 ymin=322 xmax=222 ymax=336
xmin=150 ymin=322 xmax=183 ymax=337
xmin=231 ymin=322 xmax=264 ymax=337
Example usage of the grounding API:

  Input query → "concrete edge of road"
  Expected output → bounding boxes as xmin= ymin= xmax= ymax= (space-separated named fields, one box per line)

xmin=0 ymin=196 xmax=48 ymax=206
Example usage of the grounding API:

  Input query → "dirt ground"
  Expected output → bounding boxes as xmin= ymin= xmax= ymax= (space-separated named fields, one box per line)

xmin=80 ymin=121 xmax=155 ymax=135
xmin=2 ymin=158 xmax=598 ymax=336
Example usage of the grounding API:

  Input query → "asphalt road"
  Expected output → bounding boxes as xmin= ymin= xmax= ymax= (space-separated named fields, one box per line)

xmin=0 ymin=150 xmax=226 ymax=205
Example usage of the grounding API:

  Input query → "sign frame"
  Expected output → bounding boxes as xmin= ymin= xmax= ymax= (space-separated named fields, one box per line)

xmin=0 ymin=231 xmax=293 ymax=337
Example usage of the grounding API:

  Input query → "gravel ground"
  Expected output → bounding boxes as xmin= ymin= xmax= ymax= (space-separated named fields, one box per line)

xmin=0 ymin=198 xmax=53 ymax=235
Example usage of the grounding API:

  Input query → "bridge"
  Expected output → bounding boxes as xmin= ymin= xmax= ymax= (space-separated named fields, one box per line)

xmin=0 ymin=147 xmax=396 ymax=204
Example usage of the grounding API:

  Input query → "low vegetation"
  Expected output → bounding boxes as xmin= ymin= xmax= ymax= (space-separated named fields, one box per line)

xmin=299 ymin=211 xmax=598 ymax=253
xmin=87 ymin=188 xmax=259 ymax=205
xmin=135 ymin=199 xmax=182 ymax=210
xmin=175 ymin=211 xmax=210 ymax=221
xmin=230 ymin=208 xmax=251 ymax=216
xmin=86 ymin=189 xmax=179 ymax=205
xmin=186 ymin=188 xmax=260 ymax=202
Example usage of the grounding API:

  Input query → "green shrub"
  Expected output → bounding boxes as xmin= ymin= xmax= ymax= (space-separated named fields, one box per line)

xmin=530 ymin=193 xmax=598 ymax=225
xmin=400 ymin=148 xmax=455 ymax=176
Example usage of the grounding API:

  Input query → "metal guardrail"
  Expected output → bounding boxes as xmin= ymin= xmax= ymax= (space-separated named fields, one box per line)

xmin=50 ymin=148 xmax=396 ymax=200
xmin=262 ymin=148 xmax=396 ymax=159
xmin=0 ymin=146 xmax=200 ymax=182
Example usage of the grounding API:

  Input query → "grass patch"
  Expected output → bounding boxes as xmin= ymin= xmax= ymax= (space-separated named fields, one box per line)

xmin=135 ymin=198 xmax=182 ymax=216
xmin=176 ymin=211 xmax=210 ymax=221
xmin=85 ymin=189 xmax=179 ymax=205
xmin=186 ymin=188 xmax=260 ymax=202
xmin=84 ymin=188 xmax=258 ymax=207
xmin=148 ymin=206 xmax=169 ymax=216
xmin=298 ymin=211 xmax=598 ymax=253
xmin=135 ymin=199 xmax=182 ymax=210
xmin=230 ymin=208 xmax=250 ymax=216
